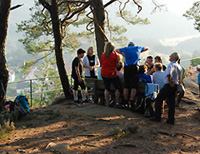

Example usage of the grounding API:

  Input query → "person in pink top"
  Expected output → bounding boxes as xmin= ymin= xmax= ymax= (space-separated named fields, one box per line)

xmin=100 ymin=42 xmax=121 ymax=107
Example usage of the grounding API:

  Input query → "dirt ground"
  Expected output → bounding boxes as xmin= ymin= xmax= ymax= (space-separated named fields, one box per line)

xmin=0 ymin=76 xmax=200 ymax=154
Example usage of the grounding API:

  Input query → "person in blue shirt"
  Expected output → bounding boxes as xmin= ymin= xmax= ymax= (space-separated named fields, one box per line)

xmin=139 ymin=65 xmax=153 ymax=83
xmin=116 ymin=42 xmax=148 ymax=108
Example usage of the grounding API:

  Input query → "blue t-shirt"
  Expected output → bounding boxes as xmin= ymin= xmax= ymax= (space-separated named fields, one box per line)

xmin=119 ymin=45 xmax=144 ymax=66
xmin=198 ymin=72 xmax=200 ymax=84
xmin=139 ymin=74 xmax=152 ymax=83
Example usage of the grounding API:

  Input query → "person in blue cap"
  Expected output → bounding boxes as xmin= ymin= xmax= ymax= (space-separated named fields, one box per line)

xmin=116 ymin=42 xmax=148 ymax=108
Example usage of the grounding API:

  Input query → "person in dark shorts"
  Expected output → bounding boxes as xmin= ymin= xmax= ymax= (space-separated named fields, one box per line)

xmin=71 ymin=48 xmax=87 ymax=103
xmin=100 ymin=42 xmax=121 ymax=107
xmin=116 ymin=42 xmax=148 ymax=107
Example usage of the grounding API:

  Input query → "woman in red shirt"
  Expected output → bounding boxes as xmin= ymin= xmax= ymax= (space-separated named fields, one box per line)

xmin=100 ymin=42 xmax=121 ymax=107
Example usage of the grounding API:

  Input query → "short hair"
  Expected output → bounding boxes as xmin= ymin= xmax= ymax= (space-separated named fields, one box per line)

xmin=147 ymin=56 xmax=153 ymax=60
xmin=154 ymin=63 xmax=163 ymax=71
xmin=171 ymin=52 xmax=180 ymax=61
xmin=117 ymin=62 xmax=123 ymax=71
xmin=139 ymin=65 xmax=147 ymax=74
xmin=155 ymin=56 xmax=162 ymax=62
xmin=128 ymin=42 xmax=135 ymax=47
xmin=77 ymin=48 xmax=86 ymax=55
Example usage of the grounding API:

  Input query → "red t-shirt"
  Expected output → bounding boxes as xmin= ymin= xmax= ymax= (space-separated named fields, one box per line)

xmin=100 ymin=52 xmax=119 ymax=78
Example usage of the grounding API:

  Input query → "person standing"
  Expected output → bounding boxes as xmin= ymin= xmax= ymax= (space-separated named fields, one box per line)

xmin=152 ymin=52 xmax=182 ymax=125
xmin=71 ymin=48 xmax=87 ymax=103
xmin=100 ymin=42 xmax=121 ymax=107
xmin=116 ymin=42 xmax=148 ymax=108
xmin=83 ymin=47 xmax=100 ymax=79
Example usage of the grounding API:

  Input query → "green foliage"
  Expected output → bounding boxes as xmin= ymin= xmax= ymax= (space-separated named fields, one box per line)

xmin=183 ymin=2 xmax=200 ymax=32
xmin=0 ymin=124 xmax=15 ymax=139
xmin=117 ymin=10 xmax=150 ymax=25
xmin=190 ymin=56 xmax=200 ymax=66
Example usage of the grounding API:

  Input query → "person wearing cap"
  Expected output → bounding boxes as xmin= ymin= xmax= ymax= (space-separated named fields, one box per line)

xmin=197 ymin=65 xmax=200 ymax=97
xmin=116 ymin=42 xmax=148 ymax=108
xmin=151 ymin=52 xmax=182 ymax=125
xmin=71 ymin=48 xmax=87 ymax=103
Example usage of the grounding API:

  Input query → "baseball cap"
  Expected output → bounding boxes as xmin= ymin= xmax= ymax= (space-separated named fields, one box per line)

xmin=128 ymin=42 xmax=134 ymax=47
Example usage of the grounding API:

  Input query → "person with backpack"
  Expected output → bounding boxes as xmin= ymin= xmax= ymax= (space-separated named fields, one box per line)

xmin=83 ymin=47 xmax=100 ymax=79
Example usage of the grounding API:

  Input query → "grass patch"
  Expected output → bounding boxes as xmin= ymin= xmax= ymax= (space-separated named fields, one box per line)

xmin=0 ymin=124 xmax=15 ymax=139
xmin=110 ymin=128 xmax=130 ymax=139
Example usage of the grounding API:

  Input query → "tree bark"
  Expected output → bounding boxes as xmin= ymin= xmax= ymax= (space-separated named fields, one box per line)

xmin=50 ymin=0 xmax=71 ymax=98
xmin=0 ymin=0 xmax=11 ymax=111
xmin=92 ymin=0 xmax=106 ymax=59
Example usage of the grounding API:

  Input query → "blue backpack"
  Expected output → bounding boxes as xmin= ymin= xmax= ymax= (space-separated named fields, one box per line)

xmin=14 ymin=95 xmax=30 ymax=116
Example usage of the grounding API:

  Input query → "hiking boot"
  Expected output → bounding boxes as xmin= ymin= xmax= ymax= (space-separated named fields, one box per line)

xmin=115 ymin=103 xmax=122 ymax=109
xmin=82 ymin=99 xmax=88 ymax=104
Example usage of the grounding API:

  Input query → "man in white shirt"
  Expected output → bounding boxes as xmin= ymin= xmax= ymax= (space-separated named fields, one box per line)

xmin=151 ymin=52 xmax=182 ymax=125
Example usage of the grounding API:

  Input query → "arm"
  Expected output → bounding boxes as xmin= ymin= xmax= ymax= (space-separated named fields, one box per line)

xmin=167 ymin=74 xmax=174 ymax=87
xmin=83 ymin=56 xmax=93 ymax=69
xmin=141 ymin=47 xmax=148 ymax=53
xmin=75 ymin=66 xmax=82 ymax=83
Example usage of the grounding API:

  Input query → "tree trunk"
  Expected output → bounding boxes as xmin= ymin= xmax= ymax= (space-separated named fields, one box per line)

xmin=0 ymin=0 xmax=10 ymax=111
xmin=50 ymin=0 xmax=71 ymax=98
xmin=92 ymin=0 xmax=106 ymax=59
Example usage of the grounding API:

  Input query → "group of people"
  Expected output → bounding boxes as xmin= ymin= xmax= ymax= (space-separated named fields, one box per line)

xmin=71 ymin=41 xmax=185 ymax=125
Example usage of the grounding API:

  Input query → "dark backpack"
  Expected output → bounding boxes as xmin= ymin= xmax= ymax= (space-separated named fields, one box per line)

xmin=14 ymin=95 xmax=30 ymax=118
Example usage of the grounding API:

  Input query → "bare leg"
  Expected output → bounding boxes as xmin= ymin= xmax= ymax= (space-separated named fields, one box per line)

xmin=73 ymin=90 xmax=78 ymax=101
xmin=115 ymin=90 xmax=120 ymax=103
xmin=81 ymin=90 xmax=86 ymax=101
xmin=130 ymin=88 xmax=137 ymax=100
xmin=123 ymin=88 xmax=129 ymax=100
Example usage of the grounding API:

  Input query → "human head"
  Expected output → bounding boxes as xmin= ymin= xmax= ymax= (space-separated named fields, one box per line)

xmin=117 ymin=61 xmax=123 ymax=71
xmin=154 ymin=56 xmax=162 ymax=63
xmin=128 ymin=42 xmax=135 ymax=47
xmin=77 ymin=48 xmax=86 ymax=58
xmin=169 ymin=52 xmax=179 ymax=62
xmin=146 ymin=56 xmax=153 ymax=66
xmin=87 ymin=47 xmax=94 ymax=56
xmin=139 ymin=65 xmax=148 ymax=74
xmin=104 ymin=42 xmax=115 ymax=58
xmin=197 ymin=65 xmax=200 ymax=72
xmin=154 ymin=63 xmax=163 ymax=72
